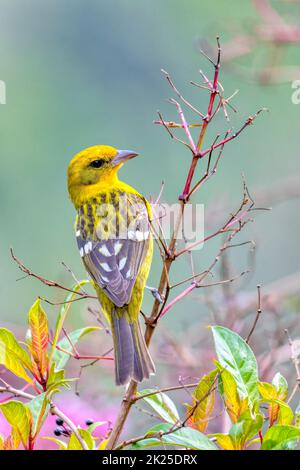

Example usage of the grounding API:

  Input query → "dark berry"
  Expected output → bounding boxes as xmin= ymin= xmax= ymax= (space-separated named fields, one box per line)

xmin=56 ymin=418 xmax=64 ymax=426
xmin=54 ymin=428 xmax=62 ymax=436
xmin=86 ymin=419 xmax=94 ymax=426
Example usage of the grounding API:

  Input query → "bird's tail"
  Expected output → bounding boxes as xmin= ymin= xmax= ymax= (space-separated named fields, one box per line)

xmin=111 ymin=309 xmax=155 ymax=386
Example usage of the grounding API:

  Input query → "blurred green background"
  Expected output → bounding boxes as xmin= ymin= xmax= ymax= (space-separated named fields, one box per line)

xmin=0 ymin=0 xmax=299 ymax=383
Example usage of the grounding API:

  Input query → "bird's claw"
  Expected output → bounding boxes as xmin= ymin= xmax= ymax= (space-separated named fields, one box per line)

xmin=146 ymin=286 xmax=164 ymax=303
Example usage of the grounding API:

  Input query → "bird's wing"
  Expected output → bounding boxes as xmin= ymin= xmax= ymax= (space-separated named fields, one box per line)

xmin=76 ymin=193 xmax=151 ymax=307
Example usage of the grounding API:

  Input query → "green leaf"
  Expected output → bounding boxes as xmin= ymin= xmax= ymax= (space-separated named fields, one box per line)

xmin=98 ymin=438 xmax=108 ymax=450
xmin=0 ymin=328 xmax=33 ymax=383
xmin=216 ymin=361 xmax=248 ymax=423
xmin=49 ymin=280 xmax=91 ymax=365
xmin=68 ymin=428 xmax=95 ymax=450
xmin=187 ymin=369 xmax=218 ymax=432
xmin=87 ymin=421 xmax=108 ymax=434
xmin=212 ymin=412 xmax=263 ymax=451
xmin=258 ymin=382 xmax=277 ymax=400
xmin=261 ymin=399 xmax=294 ymax=426
xmin=276 ymin=401 xmax=293 ymax=425
xmin=272 ymin=372 xmax=288 ymax=401
xmin=261 ymin=425 xmax=300 ymax=450
xmin=295 ymin=402 xmax=300 ymax=427
xmin=46 ymin=366 xmax=77 ymax=394
xmin=0 ymin=401 xmax=31 ymax=448
xmin=229 ymin=411 xmax=263 ymax=450
xmin=139 ymin=389 xmax=180 ymax=424
xmin=145 ymin=423 xmax=218 ymax=450
xmin=211 ymin=326 xmax=259 ymax=409
xmin=160 ymin=427 xmax=218 ymax=450
xmin=42 ymin=436 xmax=67 ymax=450
xmin=130 ymin=438 xmax=165 ymax=450
xmin=11 ymin=427 xmax=21 ymax=449
xmin=47 ymin=363 xmax=65 ymax=388
xmin=27 ymin=393 xmax=50 ymax=438
xmin=52 ymin=326 xmax=100 ymax=371
xmin=212 ymin=433 xmax=235 ymax=450
xmin=28 ymin=299 xmax=49 ymax=378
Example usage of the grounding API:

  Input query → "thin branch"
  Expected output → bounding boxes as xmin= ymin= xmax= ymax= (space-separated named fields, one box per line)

xmin=54 ymin=344 xmax=114 ymax=361
xmin=160 ymin=268 xmax=249 ymax=320
xmin=168 ymin=98 xmax=197 ymax=154
xmin=154 ymin=180 xmax=165 ymax=205
xmin=156 ymin=110 xmax=192 ymax=150
xmin=75 ymin=348 xmax=113 ymax=396
xmin=159 ymin=282 xmax=196 ymax=318
xmin=39 ymin=294 xmax=93 ymax=306
xmin=176 ymin=187 xmax=254 ymax=257
xmin=153 ymin=120 xmax=203 ymax=128
xmin=161 ymin=69 xmax=205 ymax=118
xmin=246 ymin=285 xmax=262 ymax=344
xmin=132 ymin=382 xmax=199 ymax=403
xmin=61 ymin=261 xmax=89 ymax=295
xmin=188 ymin=131 xmax=226 ymax=199
xmin=170 ymin=270 xmax=212 ymax=289
xmin=10 ymin=248 xmax=96 ymax=300
xmin=199 ymin=108 xmax=267 ymax=159
xmin=0 ymin=384 xmax=34 ymax=401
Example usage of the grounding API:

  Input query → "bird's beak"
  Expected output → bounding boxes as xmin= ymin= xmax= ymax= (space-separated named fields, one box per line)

xmin=112 ymin=149 xmax=139 ymax=166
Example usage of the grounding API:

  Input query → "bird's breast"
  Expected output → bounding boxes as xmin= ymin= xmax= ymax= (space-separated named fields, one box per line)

xmin=76 ymin=189 xmax=150 ymax=242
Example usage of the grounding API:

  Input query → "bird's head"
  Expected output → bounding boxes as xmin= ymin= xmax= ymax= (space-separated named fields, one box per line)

xmin=67 ymin=145 xmax=138 ymax=206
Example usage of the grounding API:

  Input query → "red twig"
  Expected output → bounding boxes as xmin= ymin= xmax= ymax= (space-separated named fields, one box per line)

xmin=199 ymin=109 xmax=266 ymax=159
xmin=10 ymin=248 xmax=96 ymax=300
xmin=55 ymin=344 xmax=113 ymax=361
xmin=160 ymin=282 xmax=196 ymax=318
xmin=246 ymin=285 xmax=262 ymax=344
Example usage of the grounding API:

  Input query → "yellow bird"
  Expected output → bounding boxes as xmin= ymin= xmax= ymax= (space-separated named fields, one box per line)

xmin=67 ymin=145 xmax=155 ymax=385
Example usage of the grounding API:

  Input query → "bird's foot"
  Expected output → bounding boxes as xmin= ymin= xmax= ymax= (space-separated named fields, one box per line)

xmin=145 ymin=285 xmax=164 ymax=303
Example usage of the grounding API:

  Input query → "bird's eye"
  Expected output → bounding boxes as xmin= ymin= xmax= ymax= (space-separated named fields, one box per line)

xmin=89 ymin=159 xmax=105 ymax=168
